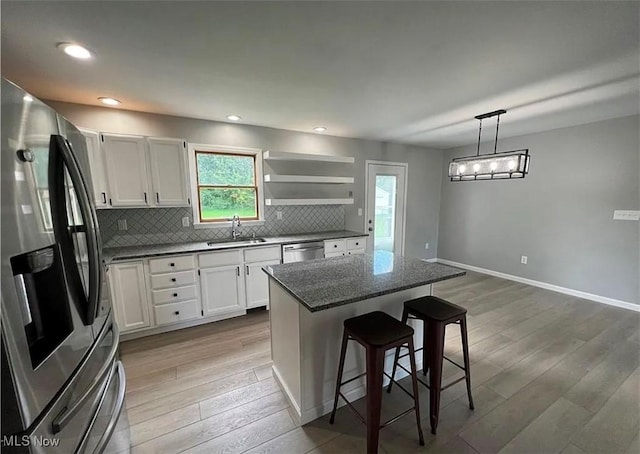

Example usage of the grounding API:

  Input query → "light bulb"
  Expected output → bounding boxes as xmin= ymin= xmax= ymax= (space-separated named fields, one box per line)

xmin=508 ymin=160 xmax=517 ymax=171
xmin=313 ymin=126 xmax=327 ymax=133
xmin=226 ymin=115 xmax=241 ymax=121
xmin=98 ymin=97 xmax=121 ymax=106
xmin=490 ymin=161 xmax=498 ymax=171
xmin=458 ymin=164 xmax=466 ymax=174
xmin=57 ymin=43 xmax=93 ymax=60
xmin=473 ymin=164 xmax=481 ymax=173
xmin=23 ymin=95 xmax=34 ymax=102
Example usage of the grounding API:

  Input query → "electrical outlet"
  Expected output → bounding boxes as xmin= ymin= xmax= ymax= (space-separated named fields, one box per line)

xmin=358 ymin=208 xmax=362 ymax=216
xmin=521 ymin=255 xmax=528 ymax=265
xmin=182 ymin=217 xmax=190 ymax=227
xmin=613 ymin=210 xmax=640 ymax=221
xmin=117 ymin=219 xmax=127 ymax=231
xmin=276 ymin=211 xmax=283 ymax=220
xmin=425 ymin=242 xmax=429 ymax=250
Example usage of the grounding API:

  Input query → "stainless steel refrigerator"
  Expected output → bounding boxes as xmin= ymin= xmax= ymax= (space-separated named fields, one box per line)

xmin=1 ymin=79 xmax=130 ymax=453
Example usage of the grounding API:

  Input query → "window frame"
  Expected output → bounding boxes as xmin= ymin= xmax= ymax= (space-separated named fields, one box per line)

xmin=187 ymin=144 xmax=265 ymax=228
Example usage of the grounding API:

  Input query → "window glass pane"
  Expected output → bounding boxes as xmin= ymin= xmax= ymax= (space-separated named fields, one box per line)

xmin=199 ymin=188 xmax=257 ymax=220
xmin=197 ymin=153 xmax=255 ymax=186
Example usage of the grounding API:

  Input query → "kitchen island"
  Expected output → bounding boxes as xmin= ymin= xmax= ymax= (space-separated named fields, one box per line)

xmin=262 ymin=252 xmax=465 ymax=425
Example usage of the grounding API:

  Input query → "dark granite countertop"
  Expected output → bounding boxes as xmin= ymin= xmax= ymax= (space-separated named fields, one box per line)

xmin=262 ymin=252 xmax=466 ymax=312
xmin=102 ymin=230 xmax=367 ymax=263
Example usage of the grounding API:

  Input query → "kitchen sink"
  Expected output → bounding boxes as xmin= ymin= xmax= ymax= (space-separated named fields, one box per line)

xmin=207 ymin=237 xmax=267 ymax=246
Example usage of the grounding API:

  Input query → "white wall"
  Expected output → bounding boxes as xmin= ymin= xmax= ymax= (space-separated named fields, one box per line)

xmin=48 ymin=101 xmax=444 ymax=260
xmin=438 ymin=115 xmax=640 ymax=305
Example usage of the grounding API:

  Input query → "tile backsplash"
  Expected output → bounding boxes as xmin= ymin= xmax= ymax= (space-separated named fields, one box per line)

xmin=97 ymin=205 xmax=345 ymax=248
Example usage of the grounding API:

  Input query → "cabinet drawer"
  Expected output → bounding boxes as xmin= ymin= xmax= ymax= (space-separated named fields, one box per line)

xmin=154 ymin=300 xmax=200 ymax=326
xmin=347 ymin=249 xmax=365 ymax=256
xmin=148 ymin=255 xmax=195 ymax=274
xmin=150 ymin=270 xmax=196 ymax=289
xmin=151 ymin=285 xmax=197 ymax=305
xmin=347 ymin=237 xmax=366 ymax=250
xmin=324 ymin=239 xmax=346 ymax=253
xmin=325 ymin=252 xmax=345 ymax=258
xmin=243 ymin=246 xmax=281 ymax=263
xmin=198 ymin=250 xmax=241 ymax=268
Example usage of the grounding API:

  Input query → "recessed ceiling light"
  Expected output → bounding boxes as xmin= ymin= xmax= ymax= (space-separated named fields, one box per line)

xmin=98 ymin=97 xmax=121 ymax=106
xmin=57 ymin=43 xmax=93 ymax=60
xmin=227 ymin=115 xmax=241 ymax=121
xmin=313 ymin=126 xmax=327 ymax=133
xmin=23 ymin=95 xmax=34 ymax=102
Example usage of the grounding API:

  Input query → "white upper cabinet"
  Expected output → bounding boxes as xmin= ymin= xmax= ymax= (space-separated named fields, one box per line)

xmin=148 ymin=138 xmax=190 ymax=207
xmin=80 ymin=129 xmax=109 ymax=208
xmin=102 ymin=133 xmax=151 ymax=207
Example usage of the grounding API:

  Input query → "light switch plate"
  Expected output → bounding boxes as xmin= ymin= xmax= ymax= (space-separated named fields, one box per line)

xmin=358 ymin=208 xmax=363 ymax=216
xmin=276 ymin=211 xmax=283 ymax=220
xmin=182 ymin=217 xmax=190 ymax=227
xmin=613 ymin=210 xmax=640 ymax=221
xmin=117 ymin=219 xmax=127 ymax=231
xmin=521 ymin=255 xmax=528 ymax=264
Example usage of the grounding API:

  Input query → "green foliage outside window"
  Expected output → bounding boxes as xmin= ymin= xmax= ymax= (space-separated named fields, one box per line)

xmin=196 ymin=152 xmax=258 ymax=221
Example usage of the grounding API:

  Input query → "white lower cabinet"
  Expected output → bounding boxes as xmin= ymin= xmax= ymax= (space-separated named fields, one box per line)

xmin=200 ymin=265 xmax=244 ymax=316
xmin=245 ymin=260 xmax=280 ymax=308
xmin=324 ymin=236 xmax=367 ymax=258
xmin=109 ymin=261 xmax=150 ymax=332
xmin=154 ymin=299 xmax=200 ymax=326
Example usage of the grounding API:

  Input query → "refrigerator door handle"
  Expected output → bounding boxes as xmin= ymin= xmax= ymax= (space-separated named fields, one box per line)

xmin=50 ymin=135 xmax=103 ymax=325
xmin=13 ymin=274 xmax=33 ymax=326
xmin=51 ymin=321 xmax=119 ymax=434
xmin=91 ymin=360 xmax=126 ymax=454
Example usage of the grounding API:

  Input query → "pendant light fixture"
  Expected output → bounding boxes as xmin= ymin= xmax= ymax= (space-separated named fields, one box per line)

xmin=448 ymin=109 xmax=530 ymax=181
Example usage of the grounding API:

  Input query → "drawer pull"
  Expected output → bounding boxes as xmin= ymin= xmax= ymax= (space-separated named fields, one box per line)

xmin=170 ymin=262 xmax=175 ymax=267
xmin=174 ymin=311 xmax=180 ymax=315
xmin=355 ymin=242 xmax=359 ymax=246
xmin=334 ymin=244 xmax=337 ymax=248
xmin=171 ymin=278 xmax=177 ymax=282
xmin=173 ymin=293 xmax=178 ymax=297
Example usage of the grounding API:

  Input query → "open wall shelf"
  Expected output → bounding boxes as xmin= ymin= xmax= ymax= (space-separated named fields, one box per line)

xmin=264 ymin=174 xmax=354 ymax=184
xmin=263 ymin=150 xmax=355 ymax=164
xmin=265 ymin=198 xmax=354 ymax=206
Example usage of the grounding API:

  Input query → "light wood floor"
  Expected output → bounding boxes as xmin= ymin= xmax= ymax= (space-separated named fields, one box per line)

xmin=117 ymin=271 xmax=640 ymax=453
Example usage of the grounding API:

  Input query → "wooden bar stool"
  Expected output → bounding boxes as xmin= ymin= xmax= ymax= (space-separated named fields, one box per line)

xmin=329 ymin=311 xmax=425 ymax=454
xmin=387 ymin=296 xmax=474 ymax=435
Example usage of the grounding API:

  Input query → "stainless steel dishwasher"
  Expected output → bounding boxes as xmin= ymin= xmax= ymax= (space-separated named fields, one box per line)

xmin=282 ymin=241 xmax=325 ymax=263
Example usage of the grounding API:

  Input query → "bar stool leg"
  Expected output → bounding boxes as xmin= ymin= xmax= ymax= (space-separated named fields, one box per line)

xmin=426 ymin=321 xmax=446 ymax=435
xmin=386 ymin=308 xmax=408 ymax=394
xmin=422 ymin=321 xmax=429 ymax=376
xmin=365 ymin=346 xmax=385 ymax=454
xmin=330 ymin=331 xmax=349 ymax=424
xmin=460 ymin=316 xmax=475 ymax=410
xmin=407 ymin=338 xmax=425 ymax=446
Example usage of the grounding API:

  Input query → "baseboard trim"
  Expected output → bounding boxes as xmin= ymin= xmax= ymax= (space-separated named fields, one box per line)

xmin=272 ymin=365 xmax=303 ymax=425
xmin=435 ymin=258 xmax=639 ymax=313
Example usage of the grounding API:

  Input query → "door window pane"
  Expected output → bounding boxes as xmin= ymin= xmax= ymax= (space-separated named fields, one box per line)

xmin=374 ymin=175 xmax=397 ymax=253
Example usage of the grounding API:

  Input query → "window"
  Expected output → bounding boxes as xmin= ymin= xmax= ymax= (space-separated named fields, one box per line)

xmin=190 ymin=145 xmax=264 ymax=225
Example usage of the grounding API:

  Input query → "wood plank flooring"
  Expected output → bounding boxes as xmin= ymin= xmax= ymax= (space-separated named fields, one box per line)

xmin=116 ymin=271 xmax=640 ymax=453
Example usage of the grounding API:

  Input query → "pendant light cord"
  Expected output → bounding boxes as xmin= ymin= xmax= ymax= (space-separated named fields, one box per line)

xmin=476 ymin=119 xmax=483 ymax=157
xmin=494 ymin=114 xmax=501 ymax=154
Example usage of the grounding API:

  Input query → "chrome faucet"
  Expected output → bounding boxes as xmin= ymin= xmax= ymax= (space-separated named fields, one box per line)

xmin=231 ymin=215 xmax=241 ymax=239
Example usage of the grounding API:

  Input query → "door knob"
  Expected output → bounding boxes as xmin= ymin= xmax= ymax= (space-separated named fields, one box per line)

xmin=368 ymin=227 xmax=373 ymax=232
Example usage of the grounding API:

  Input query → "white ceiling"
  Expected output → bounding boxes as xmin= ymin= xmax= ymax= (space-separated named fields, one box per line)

xmin=2 ymin=1 xmax=639 ymax=149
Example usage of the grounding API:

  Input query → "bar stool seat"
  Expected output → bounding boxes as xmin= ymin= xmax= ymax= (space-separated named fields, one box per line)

xmin=344 ymin=311 xmax=414 ymax=347
xmin=330 ymin=311 xmax=425 ymax=454
xmin=388 ymin=296 xmax=474 ymax=435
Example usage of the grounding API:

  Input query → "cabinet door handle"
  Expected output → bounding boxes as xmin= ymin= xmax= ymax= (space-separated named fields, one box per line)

xmin=246 ymin=266 xmax=249 ymax=275
xmin=173 ymin=293 xmax=178 ymax=297
xmin=169 ymin=262 xmax=175 ymax=267
xmin=236 ymin=266 xmax=240 ymax=277
xmin=102 ymin=192 xmax=107 ymax=204
xmin=334 ymin=244 xmax=337 ymax=248
xmin=144 ymin=192 xmax=148 ymax=203
xmin=174 ymin=311 xmax=180 ymax=315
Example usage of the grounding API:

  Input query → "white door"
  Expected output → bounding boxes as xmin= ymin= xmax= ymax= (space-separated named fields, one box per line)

xmin=110 ymin=262 xmax=150 ymax=332
xmin=80 ymin=129 xmax=109 ymax=208
xmin=148 ymin=137 xmax=190 ymax=206
xmin=102 ymin=133 xmax=151 ymax=207
xmin=200 ymin=265 xmax=244 ymax=316
xmin=365 ymin=162 xmax=407 ymax=256
xmin=245 ymin=259 xmax=279 ymax=309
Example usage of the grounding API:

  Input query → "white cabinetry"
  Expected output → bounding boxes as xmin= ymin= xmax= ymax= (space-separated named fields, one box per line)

xmin=324 ymin=236 xmax=367 ymax=258
xmin=80 ymin=129 xmax=110 ymax=208
xmin=243 ymin=246 xmax=281 ymax=309
xmin=148 ymin=138 xmax=190 ymax=207
xmin=198 ymin=250 xmax=244 ymax=317
xmin=102 ymin=133 xmax=150 ymax=207
xmin=110 ymin=261 xmax=150 ymax=332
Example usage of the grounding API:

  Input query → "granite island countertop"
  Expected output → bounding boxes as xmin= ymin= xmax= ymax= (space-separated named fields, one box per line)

xmin=102 ymin=230 xmax=367 ymax=263
xmin=262 ymin=251 xmax=466 ymax=312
